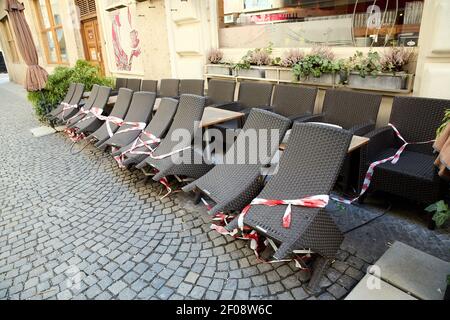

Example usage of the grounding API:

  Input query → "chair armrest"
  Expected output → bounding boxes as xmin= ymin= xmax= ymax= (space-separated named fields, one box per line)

xmin=295 ymin=113 xmax=324 ymax=123
xmin=365 ymin=126 xmax=400 ymax=161
xmin=347 ymin=122 xmax=376 ymax=136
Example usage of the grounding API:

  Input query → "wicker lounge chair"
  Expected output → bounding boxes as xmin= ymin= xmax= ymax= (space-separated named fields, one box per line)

xmin=205 ymin=79 xmax=236 ymax=108
xmin=183 ymin=109 xmax=291 ymax=215
xmin=219 ymin=81 xmax=273 ymax=113
xmin=65 ymin=85 xmax=101 ymax=127
xmin=135 ymin=94 xmax=207 ymax=181
xmin=98 ymin=92 xmax=157 ymax=150
xmin=225 ymin=122 xmax=352 ymax=293
xmin=358 ymin=96 xmax=450 ymax=221
xmin=46 ymin=82 xmax=77 ymax=119
xmin=232 ymin=123 xmax=352 ymax=291
xmin=126 ymin=78 xmax=142 ymax=92
xmin=141 ymin=80 xmax=158 ymax=93
xmin=82 ymin=88 xmax=134 ymax=144
xmin=270 ymin=84 xmax=317 ymax=121
xmin=54 ymin=83 xmax=85 ymax=123
xmin=112 ymin=98 xmax=179 ymax=167
xmin=111 ymin=78 xmax=127 ymax=96
xmin=300 ymin=89 xmax=381 ymax=135
xmin=179 ymin=79 xmax=205 ymax=96
xmin=159 ymin=79 xmax=180 ymax=98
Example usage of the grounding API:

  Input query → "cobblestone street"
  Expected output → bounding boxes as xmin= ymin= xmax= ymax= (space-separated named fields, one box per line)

xmin=0 ymin=80 xmax=449 ymax=300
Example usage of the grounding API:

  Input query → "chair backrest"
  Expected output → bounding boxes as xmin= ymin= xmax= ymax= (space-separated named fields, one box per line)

xmin=62 ymin=83 xmax=77 ymax=103
xmin=83 ymin=84 xmax=100 ymax=110
xmin=179 ymin=79 xmax=205 ymax=96
xmin=159 ymin=79 xmax=180 ymax=97
xmin=152 ymin=94 xmax=206 ymax=157
xmin=390 ymin=96 xmax=450 ymax=154
xmin=126 ymin=78 xmax=142 ymax=92
xmin=238 ymin=82 xmax=273 ymax=108
xmin=272 ymin=84 xmax=317 ymax=118
xmin=225 ymin=109 xmax=291 ymax=165
xmin=141 ymin=80 xmax=158 ymax=93
xmin=115 ymin=78 xmax=127 ymax=90
xmin=110 ymin=88 xmax=134 ymax=119
xmin=93 ymin=86 xmax=112 ymax=111
xmin=70 ymin=83 xmax=85 ymax=105
xmin=322 ymin=89 xmax=381 ymax=130
xmin=123 ymin=91 xmax=156 ymax=124
xmin=207 ymin=79 xmax=236 ymax=105
xmin=145 ymin=98 xmax=179 ymax=138
xmin=259 ymin=123 xmax=352 ymax=200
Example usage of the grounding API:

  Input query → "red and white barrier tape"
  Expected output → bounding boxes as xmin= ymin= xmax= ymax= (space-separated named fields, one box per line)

xmin=61 ymin=103 xmax=78 ymax=120
xmin=65 ymin=106 xmax=90 ymax=124
xmin=114 ymin=131 xmax=161 ymax=168
xmin=236 ymin=196 xmax=329 ymax=230
xmin=332 ymin=123 xmax=435 ymax=204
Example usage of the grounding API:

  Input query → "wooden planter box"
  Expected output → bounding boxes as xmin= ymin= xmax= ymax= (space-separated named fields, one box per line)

xmin=347 ymin=72 xmax=410 ymax=91
xmin=206 ymin=64 xmax=232 ymax=76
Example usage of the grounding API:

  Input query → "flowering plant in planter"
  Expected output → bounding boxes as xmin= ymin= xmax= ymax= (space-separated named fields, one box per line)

xmin=279 ymin=49 xmax=305 ymax=68
xmin=381 ymin=46 xmax=414 ymax=74
xmin=207 ymin=48 xmax=224 ymax=64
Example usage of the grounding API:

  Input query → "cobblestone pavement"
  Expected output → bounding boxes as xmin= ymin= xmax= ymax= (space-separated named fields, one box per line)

xmin=0 ymin=81 xmax=448 ymax=300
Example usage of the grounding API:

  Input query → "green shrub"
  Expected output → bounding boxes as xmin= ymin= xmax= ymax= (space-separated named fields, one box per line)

xmin=28 ymin=60 xmax=113 ymax=122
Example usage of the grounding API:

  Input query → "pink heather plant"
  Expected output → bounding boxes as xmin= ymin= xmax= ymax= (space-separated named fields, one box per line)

xmin=280 ymin=49 xmax=305 ymax=67
xmin=247 ymin=48 xmax=272 ymax=66
xmin=381 ymin=46 xmax=414 ymax=73
xmin=207 ymin=48 xmax=224 ymax=64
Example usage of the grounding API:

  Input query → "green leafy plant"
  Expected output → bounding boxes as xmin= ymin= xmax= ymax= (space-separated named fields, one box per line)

xmin=28 ymin=60 xmax=113 ymax=121
xmin=437 ymin=109 xmax=450 ymax=137
xmin=347 ymin=50 xmax=382 ymax=78
xmin=292 ymin=46 xmax=339 ymax=80
xmin=425 ymin=200 xmax=450 ymax=228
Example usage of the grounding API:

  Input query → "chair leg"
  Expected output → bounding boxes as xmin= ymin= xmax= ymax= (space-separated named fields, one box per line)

xmin=306 ymin=256 xmax=330 ymax=294
xmin=193 ymin=190 xmax=202 ymax=205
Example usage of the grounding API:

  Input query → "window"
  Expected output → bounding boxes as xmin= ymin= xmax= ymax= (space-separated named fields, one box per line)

xmin=35 ymin=0 xmax=68 ymax=63
xmin=218 ymin=0 xmax=424 ymax=48
xmin=0 ymin=17 xmax=19 ymax=63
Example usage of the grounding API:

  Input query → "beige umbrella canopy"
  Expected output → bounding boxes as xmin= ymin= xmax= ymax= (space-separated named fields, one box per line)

xmin=5 ymin=0 xmax=48 ymax=91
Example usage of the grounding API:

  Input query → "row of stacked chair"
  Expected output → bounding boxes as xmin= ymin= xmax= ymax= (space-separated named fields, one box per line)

xmin=45 ymin=78 xmax=450 ymax=292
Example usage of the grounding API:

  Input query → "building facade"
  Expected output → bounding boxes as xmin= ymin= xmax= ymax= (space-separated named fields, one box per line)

xmin=1 ymin=0 xmax=450 ymax=103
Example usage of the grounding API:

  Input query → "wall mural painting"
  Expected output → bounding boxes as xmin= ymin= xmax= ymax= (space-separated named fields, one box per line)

xmin=108 ymin=5 xmax=143 ymax=74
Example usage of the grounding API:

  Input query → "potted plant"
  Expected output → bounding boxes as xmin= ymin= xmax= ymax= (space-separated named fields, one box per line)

xmin=346 ymin=47 xmax=414 ymax=91
xmin=234 ymin=43 xmax=273 ymax=78
xmin=205 ymin=48 xmax=232 ymax=76
xmin=292 ymin=45 xmax=339 ymax=85
xmin=267 ymin=49 xmax=305 ymax=81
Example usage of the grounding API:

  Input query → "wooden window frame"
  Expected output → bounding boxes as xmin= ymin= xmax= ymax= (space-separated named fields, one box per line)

xmin=1 ymin=17 xmax=20 ymax=63
xmin=34 ymin=0 xmax=68 ymax=65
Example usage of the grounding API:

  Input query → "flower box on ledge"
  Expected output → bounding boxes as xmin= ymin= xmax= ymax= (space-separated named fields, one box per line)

xmin=206 ymin=64 xmax=232 ymax=76
xmin=346 ymin=72 xmax=411 ymax=91
xmin=236 ymin=66 xmax=266 ymax=79
xmin=298 ymin=73 xmax=337 ymax=86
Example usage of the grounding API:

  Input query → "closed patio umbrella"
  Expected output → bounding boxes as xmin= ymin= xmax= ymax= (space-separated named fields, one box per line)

xmin=5 ymin=0 xmax=48 ymax=91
